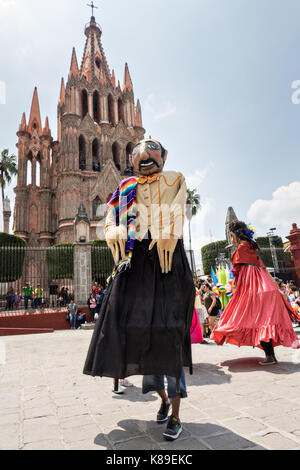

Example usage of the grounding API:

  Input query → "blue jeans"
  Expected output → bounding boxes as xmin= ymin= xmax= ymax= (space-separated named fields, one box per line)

xmin=24 ymin=296 xmax=33 ymax=309
xmin=142 ymin=367 xmax=187 ymax=399
xmin=69 ymin=313 xmax=77 ymax=329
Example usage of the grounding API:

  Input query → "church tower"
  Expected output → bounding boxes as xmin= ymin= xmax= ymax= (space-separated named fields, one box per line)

xmin=14 ymin=12 xmax=145 ymax=245
xmin=14 ymin=88 xmax=53 ymax=246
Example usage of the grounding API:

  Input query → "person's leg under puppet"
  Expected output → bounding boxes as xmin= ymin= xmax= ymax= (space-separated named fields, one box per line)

xmin=142 ymin=368 xmax=187 ymax=441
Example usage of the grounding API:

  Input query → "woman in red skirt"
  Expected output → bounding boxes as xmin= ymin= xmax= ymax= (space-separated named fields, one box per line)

xmin=211 ymin=221 xmax=300 ymax=365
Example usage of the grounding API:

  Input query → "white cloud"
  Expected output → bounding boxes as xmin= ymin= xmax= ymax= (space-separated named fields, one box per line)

xmin=247 ymin=181 xmax=300 ymax=233
xmin=144 ymin=93 xmax=176 ymax=121
xmin=186 ymin=168 xmax=208 ymax=190
xmin=0 ymin=0 xmax=16 ymax=8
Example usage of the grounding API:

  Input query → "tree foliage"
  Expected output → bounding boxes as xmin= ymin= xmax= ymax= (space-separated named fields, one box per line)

xmin=0 ymin=233 xmax=26 ymax=282
xmin=201 ymin=240 xmax=230 ymax=275
xmin=45 ymin=240 xmax=114 ymax=283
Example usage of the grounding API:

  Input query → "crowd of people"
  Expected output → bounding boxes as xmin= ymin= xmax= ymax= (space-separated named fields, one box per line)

xmin=192 ymin=276 xmax=300 ymax=341
xmin=65 ymin=281 xmax=106 ymax=330
xmin=3 ymin=281 xmax=74 ymax=311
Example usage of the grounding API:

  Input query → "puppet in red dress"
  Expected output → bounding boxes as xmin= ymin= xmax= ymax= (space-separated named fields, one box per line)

xmin=211 ymin=221 xmax=300 ymax=365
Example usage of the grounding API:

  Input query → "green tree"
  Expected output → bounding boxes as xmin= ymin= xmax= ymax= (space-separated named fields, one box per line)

xmin=186 ymin=188 xmax=201 ymax=251
xmin=0 ymin=149 xmax=18 ymax=231
xmin=201 ymin=240 xmax=230 ymax=275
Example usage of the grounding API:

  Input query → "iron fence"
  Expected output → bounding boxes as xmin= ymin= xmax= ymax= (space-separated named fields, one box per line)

xmin=91 ymin=244 xmax=114 ymax=288
xmin=0 ymin=245 xmax=74 ymax=311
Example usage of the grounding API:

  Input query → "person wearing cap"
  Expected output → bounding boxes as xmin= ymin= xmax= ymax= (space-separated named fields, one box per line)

xmin=23 ymin=282 xmax=34 ymax=310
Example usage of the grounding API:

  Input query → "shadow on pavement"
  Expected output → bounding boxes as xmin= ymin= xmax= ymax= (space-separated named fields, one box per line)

xmin=188 ymin=363 xmax=232 ymax=385
xmin=221 ymin=357 xmax=300 ymax=374
xmin=94 ymin=418 xmax=264 ymax=450
xmin=111 ymin=386 xmax=157 ymax=403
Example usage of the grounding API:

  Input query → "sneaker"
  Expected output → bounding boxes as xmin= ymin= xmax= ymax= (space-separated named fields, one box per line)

xmin=120 ymin=379 xmax=133 ymax=388
xmin=163 ymin=415 xmax=183 ymax=441
xmin=112 ymin=382 xmax=125 ymax=394
xmin=259 ymin=356 xmax=277 ymax=365
xmin=157 ymin=401 xmax=171 ymax=423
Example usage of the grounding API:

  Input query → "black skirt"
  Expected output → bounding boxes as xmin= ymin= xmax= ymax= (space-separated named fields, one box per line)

xmin=83 ymin=238 xmax=195 ymax=381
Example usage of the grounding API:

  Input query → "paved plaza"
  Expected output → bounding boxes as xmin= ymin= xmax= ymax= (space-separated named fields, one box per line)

xmin=0 ymin=327 xmax=300 ymax=450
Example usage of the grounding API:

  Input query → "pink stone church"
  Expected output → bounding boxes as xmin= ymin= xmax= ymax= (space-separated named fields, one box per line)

xmin=13 ymin=14 xmax=145 ymax=246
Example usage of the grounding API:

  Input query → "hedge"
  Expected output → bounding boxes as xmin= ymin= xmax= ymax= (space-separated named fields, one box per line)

xmin=201 ymin=236 xmax=290 ymax=275
xmin=45 ymin=240 xmax=114 ymax=282
xmin=91 ymin=240 xmax=114 ymax=284
xmin=201 ymin=240 xmax=230 ymax=275
xmin=46 ymin=243 xmax=74 ymax=280
xmin=0 ymin=233 xmax=26 ymax=282
xmin=256 ymin=236 xmax=291 ymax=268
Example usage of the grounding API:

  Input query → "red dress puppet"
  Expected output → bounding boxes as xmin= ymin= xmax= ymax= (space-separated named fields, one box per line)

xmin=211 ymin=242 xmax=300 ymax=350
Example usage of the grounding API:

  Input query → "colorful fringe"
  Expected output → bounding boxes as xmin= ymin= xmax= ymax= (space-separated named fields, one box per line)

xmin=108 ymin=176 xmax=138 ymax=259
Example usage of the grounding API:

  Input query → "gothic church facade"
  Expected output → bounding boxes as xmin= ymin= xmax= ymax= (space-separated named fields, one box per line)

xmin=13 ymin=15 xmax=145 ymax=246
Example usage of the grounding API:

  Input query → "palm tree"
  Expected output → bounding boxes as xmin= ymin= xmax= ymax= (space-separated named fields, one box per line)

xmin=0 ymin=149 xmax=18 ymax=231
xmin=186 ymin=188 xmax=201 ymax=252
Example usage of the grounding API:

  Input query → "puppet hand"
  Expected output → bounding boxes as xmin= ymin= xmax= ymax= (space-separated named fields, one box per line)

xmin=106 ymin=226 xmax=127 ymax=265
xmin=149 ymin=236 xmax=178 ymax=274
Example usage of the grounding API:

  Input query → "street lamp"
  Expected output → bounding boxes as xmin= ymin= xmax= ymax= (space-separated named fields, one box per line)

xmin=267 ymin=227 xmax=279 ymax=274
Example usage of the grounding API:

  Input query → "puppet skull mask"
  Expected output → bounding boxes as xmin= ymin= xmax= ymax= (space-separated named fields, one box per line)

xmin=130 ymin=139 xmax=168 ymax=176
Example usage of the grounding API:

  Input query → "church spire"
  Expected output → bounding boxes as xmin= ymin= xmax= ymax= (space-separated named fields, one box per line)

xmin=111 ymin=69 xmax=116 ymax=88
xmin=69 ymin=48 xmax=79 ymax=79
xmin=18 ymin=112 xmax=27 ymax=132
xmin=43 ymin=117 xmax=51 ymax=136
xmin=28 ymin=87 xmax=42 ymax=135
xmin=59 ymin=77 xmax=65 ymax=105
xmin=123 ymin=63 xmax=133 ymax=91
xmin=80 ymin=14 xmax=113 ymax=84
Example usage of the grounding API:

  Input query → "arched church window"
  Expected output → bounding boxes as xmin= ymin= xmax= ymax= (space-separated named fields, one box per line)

xmin=81 ymin=90 xmax=88 ymax=119
xmin=92 ymin=139 xmax=101 ymax=172
xmin=79 ymin=135 xmax=86 ymax=171
xmin=92 ymin=196 xmax=102 ymax=218
xmin=108 ymin=94 xmax=115 ymax=125
xmin=118 ymin=98 xmax=125 ymax=123
xmin=95 ymin=58 xmax=101 ymax=70
xmin=26 ymin=158 xmax=32 ymax=186
xmin=36 ymin=159 xmax=41 ymax=187
xmin=112 ymin=142 xmax=121 ymax=174
xmin=93 ymin=91 xmax=100 ymax=123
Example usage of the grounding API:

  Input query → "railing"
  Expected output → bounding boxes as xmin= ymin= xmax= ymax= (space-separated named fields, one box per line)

xmin=0 ymin=246 xmax=74 ymax=311
xmin=0 ymin=243 xmax=115 ymax=311
xmin=92 ymin=244 xmax=114 ymax=287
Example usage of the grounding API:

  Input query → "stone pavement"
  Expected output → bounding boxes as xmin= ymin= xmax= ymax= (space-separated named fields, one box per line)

xmin=0 ymin=327 xmax=300 ymax=450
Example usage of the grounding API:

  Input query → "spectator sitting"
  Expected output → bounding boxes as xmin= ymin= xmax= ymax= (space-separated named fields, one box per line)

xmin=76 ymin=310 xmax=87 ymax=329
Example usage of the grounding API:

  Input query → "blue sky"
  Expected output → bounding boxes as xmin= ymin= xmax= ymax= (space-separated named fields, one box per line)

xmin=0 ymin=0 xmax=300 ymax=264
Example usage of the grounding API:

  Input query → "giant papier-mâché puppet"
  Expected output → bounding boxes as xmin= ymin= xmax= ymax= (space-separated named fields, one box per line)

xmin=83 ymin=139 xmax=195 ymax=386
